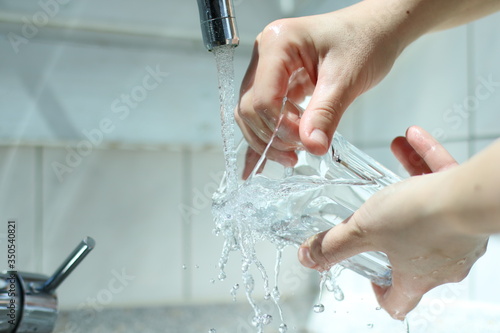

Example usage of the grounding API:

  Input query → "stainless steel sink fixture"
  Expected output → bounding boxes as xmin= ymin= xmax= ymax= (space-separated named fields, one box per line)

xmin=0 ymin=237 xmax=95 ymax=333
xmin=197 ymin=0 xmax=239 ymax=51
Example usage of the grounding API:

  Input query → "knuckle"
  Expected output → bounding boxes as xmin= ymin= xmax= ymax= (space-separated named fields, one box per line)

xmin=313 ymin=99 xmax=343 ymax=120
xmin=261 ymin=19 xmax=290 ymax=41
xmin=237 ymin=106 xmax=253 ymax=122
xmin=252 ymin=94 xmax=282 ymax=115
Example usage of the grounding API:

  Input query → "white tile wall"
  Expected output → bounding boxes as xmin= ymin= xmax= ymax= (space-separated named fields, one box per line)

xmin=0 ymin=147 xmax=39 ymax=272
xmin=42 ymin=147 xmax=185 ymax=309
xmin=189 ymin=148 xmax=241 ymax=301
xmin=472 ymin=11 xmax=500 ymax=138
xmin=352 ymin=26 xmax=469 ymax=146
xmin=0 ymin=37 xmax=248 ymax=147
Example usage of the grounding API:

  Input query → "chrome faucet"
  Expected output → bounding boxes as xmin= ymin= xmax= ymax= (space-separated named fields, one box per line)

xmin=0 ymin=237 xmax=95 ymax=333
xmin=196 ymin=0 xmax=239 ymax=51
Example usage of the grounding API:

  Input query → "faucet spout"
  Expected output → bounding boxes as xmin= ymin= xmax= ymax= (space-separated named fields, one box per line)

xmin=197 ymin=0 xmax=239 ymax=51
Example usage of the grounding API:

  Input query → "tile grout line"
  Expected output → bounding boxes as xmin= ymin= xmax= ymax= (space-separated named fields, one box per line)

xmin=465 ymin=22 xmax=476 ymax=300
xmin=34 ymin=146 xmax=44 ymax=273
xmin=181 ymin=148 xmax=193 ymax=300
xmin=466 ymin=23 xmax=476 ymax=158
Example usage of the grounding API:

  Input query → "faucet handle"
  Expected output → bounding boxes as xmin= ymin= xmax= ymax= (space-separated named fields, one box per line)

xmin=39 ymin=236 xmax=95 ymax=293
xmin=0 ymin=237 xmax=96 ymax=333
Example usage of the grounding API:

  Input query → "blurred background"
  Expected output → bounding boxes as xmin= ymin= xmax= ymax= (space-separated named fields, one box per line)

xmin=0 ymin=0 xmax=499 ymax=332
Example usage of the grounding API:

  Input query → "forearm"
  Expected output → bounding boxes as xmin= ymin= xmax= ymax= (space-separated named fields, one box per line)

xmin=430 ymin=0 xmax=500 ymax=31
xmin=441 ymin=139 xmax=500 ymax=235
xmin=347 ymin=0 xmax=500 ymax=53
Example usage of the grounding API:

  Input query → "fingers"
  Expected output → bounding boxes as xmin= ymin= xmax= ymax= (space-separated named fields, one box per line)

xmin=286 ymin=67 xmax=315 ymax=104
xmin=237 ymin=22 xmax=308 ymax=167
xmin=372 ymin=282 xmax=422 ymax=320
xmin=405 ymin=126 xmax=458 ymax=172
xmin=391 ymin=136 xmax=433 ymax=176
xmin=242 ymin=147 xmax=266 ymax=180
xmin=299 ymin=77 xmax=347 ymax=156
xmin=391 ymin=126 xmax=458 ymax=175
xmin=298 ymin=215 xmax=371 ymax=271
xmin=236 ymin=107 xmax=298 ymax=167
xmin=251 ymin=21 xmax=307 ymax=131
xmin=237 ymin=32 xmax=285 ymax=149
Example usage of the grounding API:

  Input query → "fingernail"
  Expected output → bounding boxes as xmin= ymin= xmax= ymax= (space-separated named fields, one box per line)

xmin=309 ymin=129 xmax=329 ymax=151
xmin=298 ymin=246 xmax=317 ymax=269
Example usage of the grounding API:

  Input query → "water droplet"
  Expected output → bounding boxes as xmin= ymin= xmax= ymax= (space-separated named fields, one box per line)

xmin=261 ymin=314 xmax=272 ymax=325
xmin=334 ymin=288 xmax=344 ymax=301
xmin=375 ymin=306 xmax=382 ymax=311
xmin=230 ymin=283 xmax=240 ymax=301
xmin=182 ymin=265 xmax=187 ymax=270
xmin=195 ymin=265 xmax=200 ymax=269
xmin=367 ymin=323 xmax=374 ymax=328
xmin=279 ymin=323 xmax=288 ymax=333
xmin=457 ymin=259 xmax=466 ymax=265
xmin=251 ymin=316 xmax=260 ymax=327
xmin=210 ymin=279 xmax=216 ymax=284
xmin=272 ymin=286 xmax=280 ymax=301
xmin=313 ymin=304 xmax=325 ymax=313
xmin=264 ymin=292 xmax=271 ymax=300
xmin=208 ymin=329 xmax=216 ymax=333
xmin=218 ymin=272 xmax=226 ymax=281
xmin=212 ymin=228 xmax=221 ymax=236
xmin=325 ymin=278 xmax=336 ymax=292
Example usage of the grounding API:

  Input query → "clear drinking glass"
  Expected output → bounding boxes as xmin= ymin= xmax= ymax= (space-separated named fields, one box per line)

xmin=213 ymin=100 xmax=399 ymax=286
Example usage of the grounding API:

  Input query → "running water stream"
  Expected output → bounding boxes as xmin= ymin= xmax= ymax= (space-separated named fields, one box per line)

xmin=211 ymin=45 xmax=335 ymax=333
xmin=212 ymin=45 xmax=289 ymax=333
xmin=210 ymin=45 xmax=409 ymax=333
xmin=213 ymin=45 xmax=238 ymax=192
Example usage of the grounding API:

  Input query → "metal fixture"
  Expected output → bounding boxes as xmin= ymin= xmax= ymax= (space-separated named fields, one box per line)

xmin=0 ymin=237 xmax=95 ymax=333
xmin=196 ymin=0 xmax=239 ymax=51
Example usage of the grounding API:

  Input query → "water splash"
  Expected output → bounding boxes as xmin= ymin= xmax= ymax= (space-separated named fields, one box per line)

xmin=211 ymin=45 xmax=349 ymax=332
xmin=230 ymin=283 xmax=240 ymax=301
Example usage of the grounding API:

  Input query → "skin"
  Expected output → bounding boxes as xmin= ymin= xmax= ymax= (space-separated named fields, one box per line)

xmin=299 ymin=126 xmax=499 ymax=319
xmin=236 ymin=0 xmax=500 ymax=163
xmin=235 ymin=0 xmax=500 ymax=320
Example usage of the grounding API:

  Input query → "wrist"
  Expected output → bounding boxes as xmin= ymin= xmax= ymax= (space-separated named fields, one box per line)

xmin=429 ymin=165 xmax=496 ymax=237
xmin=439 ymin=141 xmax=500 ymax=236
xmin=419 ymin=169 xmax=476 ymax=238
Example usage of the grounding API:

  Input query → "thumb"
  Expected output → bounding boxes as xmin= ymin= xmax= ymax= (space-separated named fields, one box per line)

xmin=299 ymin=81 xmax=348 ymax=155
xmin=298 ymin=215 xmax=370 ymax=271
